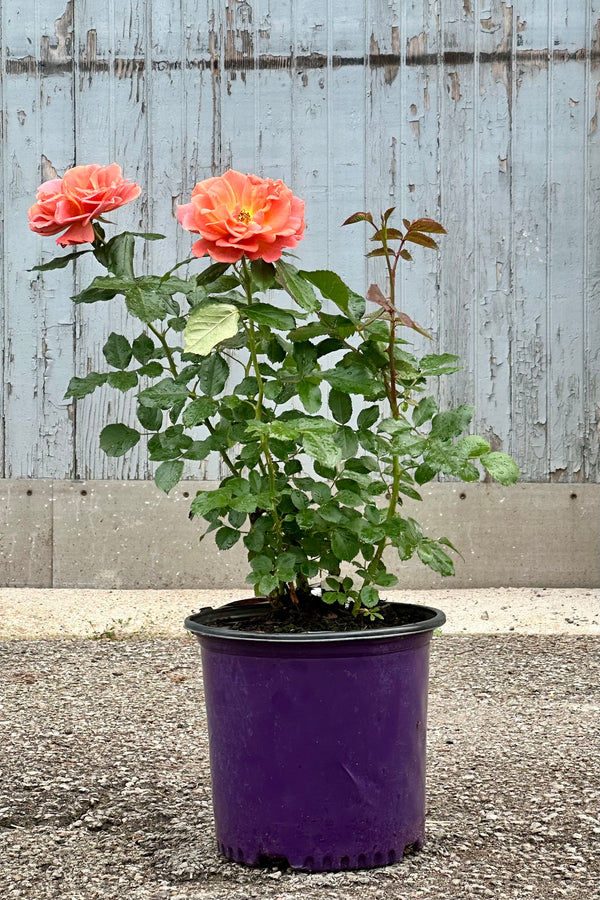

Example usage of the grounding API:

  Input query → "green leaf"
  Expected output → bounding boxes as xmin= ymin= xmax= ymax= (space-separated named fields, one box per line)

xmin=132 ymin=334 xmax=156 ymax=364
xmin=313 ymin=461 xmax=338 ymax=480
xmin=292 ymin=341 xmax=319 ymax=375
xmin=244 ymin=303 xmax=296 ymax=330
xmin=335 ymin=489 xmax=364 ymax=508
xmin=298 ymin=380 xmax=322 ymax=413
xmin=30 ymin=248 xmax=91 ymax=271
xmin=234 ymin=376 xmax=259 ymax=397
xmin=107 ymin=370 xmax=138 ymax=392
xmin=154 ymin=459 xmax=184 ymax=494
xmin=430 ymin=405 xmax=475 ymax=440
xmin=302 ymin=432 xmax=343 ymax=468
xmin=289 ymin=489 xmax=309 ymax=510
xmin=377 ymin=417 xmax=412 ymax=436
xmin=357 ymin=406 xmax=379 ymax=429
xmin=244 ymin=520 xmax=268 ymax=552
xmin=215 ymin=526 xmax=241 ymax=550
xmin=480 ymin=452 xmax=519 ymax=485
xmin=299 ymin=270 xmax=365 ymax=321
xmin=457 ymin=435 xmax=491 ymax=458
xmin=417 ymin=542 xmax=455 ymax=576
xmin=413 ymin=395 xmax=438 ymax=427
xmin=198 ymin=354 xmax=229 ymax=396
xmin=103 ymin=332 xmax=133 ymax=369
xmin=333 ymin=426 xmax=359 ymax=459
xmin=71 ymin=283 xmax=119 ymax=304
xmin=390 ymin=432 xmax=427 ymax=456
xmin=274 ymin=259 xmax=320 ymax=312
xmin=331 ymin=529 xmax=360 ymax=562
xmin=359 ymin=585 xmax=381 ymax=608
xmin=258 ymin=574 xmax=280 ymax=596
xmin=228 ymin=509 xmax=247 ymax=528
xmin=250 ymin=259 xmax=277 ymax=291
xmin=125 ymin=286 xmax=168 ymax=323
xmin=137 ymin=404 xmax=163 ymax=431
xmin=195 ymin=262 xmax=231 ymax=286
xmin=414 ymin=463 xmax=437 ymax=485
xmin=397 ymin=484 xmax=423 ymax=501
xmin=182 ymin=397 xmax=218 ymax=427
xmin=373 ymin=571 xmax=399 ymax=587
xmin=63 ymin=372 xmax=108 ymax=400
xmin=185 ymin=303 xmax=239 ymax=356
xmin=94 ymin=233 xmax=135 ymax=278
xmin=420 ymin=353 xmax=461 ymax=376
xmin=329 ymin=388 xmax=352 ymax=424
xmin=99 ymin=423 xmax=140 ymax=457
xmin=137 ymin=361 xmax=164 ymax=378
xmin=288 ymin=322 xmax=330 ymax=341
xmin=323 ymin=364 xmax=385 ymax=399
xmin=138 ymin=378 xmax=189 ymax=409
xmin=168 ymin=316 xmax=187 ymax=332
xmin=127 ymin=231 xmax=166 ymax=241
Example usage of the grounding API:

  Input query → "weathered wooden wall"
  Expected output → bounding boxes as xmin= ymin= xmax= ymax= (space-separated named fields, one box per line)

xmin=1 ymin=0 xmax=599 ymax=483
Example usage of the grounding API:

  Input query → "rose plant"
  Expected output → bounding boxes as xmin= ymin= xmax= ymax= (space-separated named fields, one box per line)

xmin=29 ymin=164 xmax=518 ymax=627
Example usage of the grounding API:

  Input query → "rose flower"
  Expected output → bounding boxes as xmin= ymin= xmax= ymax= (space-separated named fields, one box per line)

xmin=177 ymin=169 xmax=305 ymax=263
xmin=28 ymin=163 xmax=141 ymax=246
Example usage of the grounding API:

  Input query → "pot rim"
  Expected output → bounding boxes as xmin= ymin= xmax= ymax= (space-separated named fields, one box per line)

xmin=184 ymin=600 xmax=446 ymax=643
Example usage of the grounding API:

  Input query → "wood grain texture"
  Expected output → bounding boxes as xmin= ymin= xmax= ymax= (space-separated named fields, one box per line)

xmin=2 ymin=0 xmax=76 ymax=479
xmin=1 ymin=0 xmax=598 ymax=483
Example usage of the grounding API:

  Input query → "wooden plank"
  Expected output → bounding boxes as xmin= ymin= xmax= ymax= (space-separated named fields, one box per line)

xmin=510 ymin=0 xmax=552 ymax=481
xmin=398 ymin=1 xmax=442 ymax=354
xmin=172 ymin=2 xmax=224 ymax=481
xmin=72 ymin=0 xmax=150 ymax=480
xmin=365 ymin=0 xmax=400 ymax=302
xmin=2 ymin=0 xmax=75 ymax=479
xmin=547 ymin=2 xmax=588 ymax=481
xmin=290 ymin=0 xmax=329 ymax=272
xmin=438 ymin=1 xmax=477 ymax=417
xmin=328 ymin=0 xmax=368 ymax=291
xmin=584 ymin=1 xmax=600 ymax=480
xmin=471 ymin=1 xmax=514 ymax=458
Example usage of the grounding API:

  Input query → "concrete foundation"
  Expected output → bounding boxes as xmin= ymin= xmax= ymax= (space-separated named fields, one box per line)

xmin=1 ymin=480 xmax=598 ymax=589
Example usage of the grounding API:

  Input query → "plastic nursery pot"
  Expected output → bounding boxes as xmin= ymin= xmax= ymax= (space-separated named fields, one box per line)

xmin=184 ymin=600 xmax=445 ymax=873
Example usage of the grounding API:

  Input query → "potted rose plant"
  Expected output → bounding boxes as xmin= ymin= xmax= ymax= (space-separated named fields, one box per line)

xmin=29 ymin=164 xmax=518 ymax=872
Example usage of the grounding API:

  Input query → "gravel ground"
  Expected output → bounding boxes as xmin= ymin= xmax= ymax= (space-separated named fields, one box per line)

xmin=1 ymin=587 xmax=597 ymax=640
xmin=1 ymin=630 xmax=598 ymax=900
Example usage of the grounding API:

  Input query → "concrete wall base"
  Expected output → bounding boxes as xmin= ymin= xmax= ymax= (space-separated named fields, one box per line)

xmin=1 ymin=480 xmax=598 ymax=589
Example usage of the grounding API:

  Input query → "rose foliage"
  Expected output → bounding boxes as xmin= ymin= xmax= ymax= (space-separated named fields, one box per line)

xmin=29 ymin=165 xmax=519 ymax=619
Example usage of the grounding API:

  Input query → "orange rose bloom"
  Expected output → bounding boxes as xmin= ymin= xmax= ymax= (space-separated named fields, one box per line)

xmin=28 ymin=164 xmax=141 ymax=246
xmin=177 ymin=170 xmax=305 ymax=264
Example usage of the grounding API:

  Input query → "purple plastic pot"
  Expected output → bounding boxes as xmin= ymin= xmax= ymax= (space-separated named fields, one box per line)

xmin=184 ymin=600 xmax=445 ymax=872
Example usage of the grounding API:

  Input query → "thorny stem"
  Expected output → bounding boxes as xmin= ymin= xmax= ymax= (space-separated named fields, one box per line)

xmin=238 ymin=258 xmax=284 ymax=547
xmin=363 ymin=217 xmax=408 ymax=584
xmin=147 ymin=323 xmax=178 ymax=377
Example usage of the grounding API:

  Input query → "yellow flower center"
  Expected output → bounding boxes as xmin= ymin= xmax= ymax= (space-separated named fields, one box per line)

xmin=237 ymin=208 xmax=252 ymax=224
